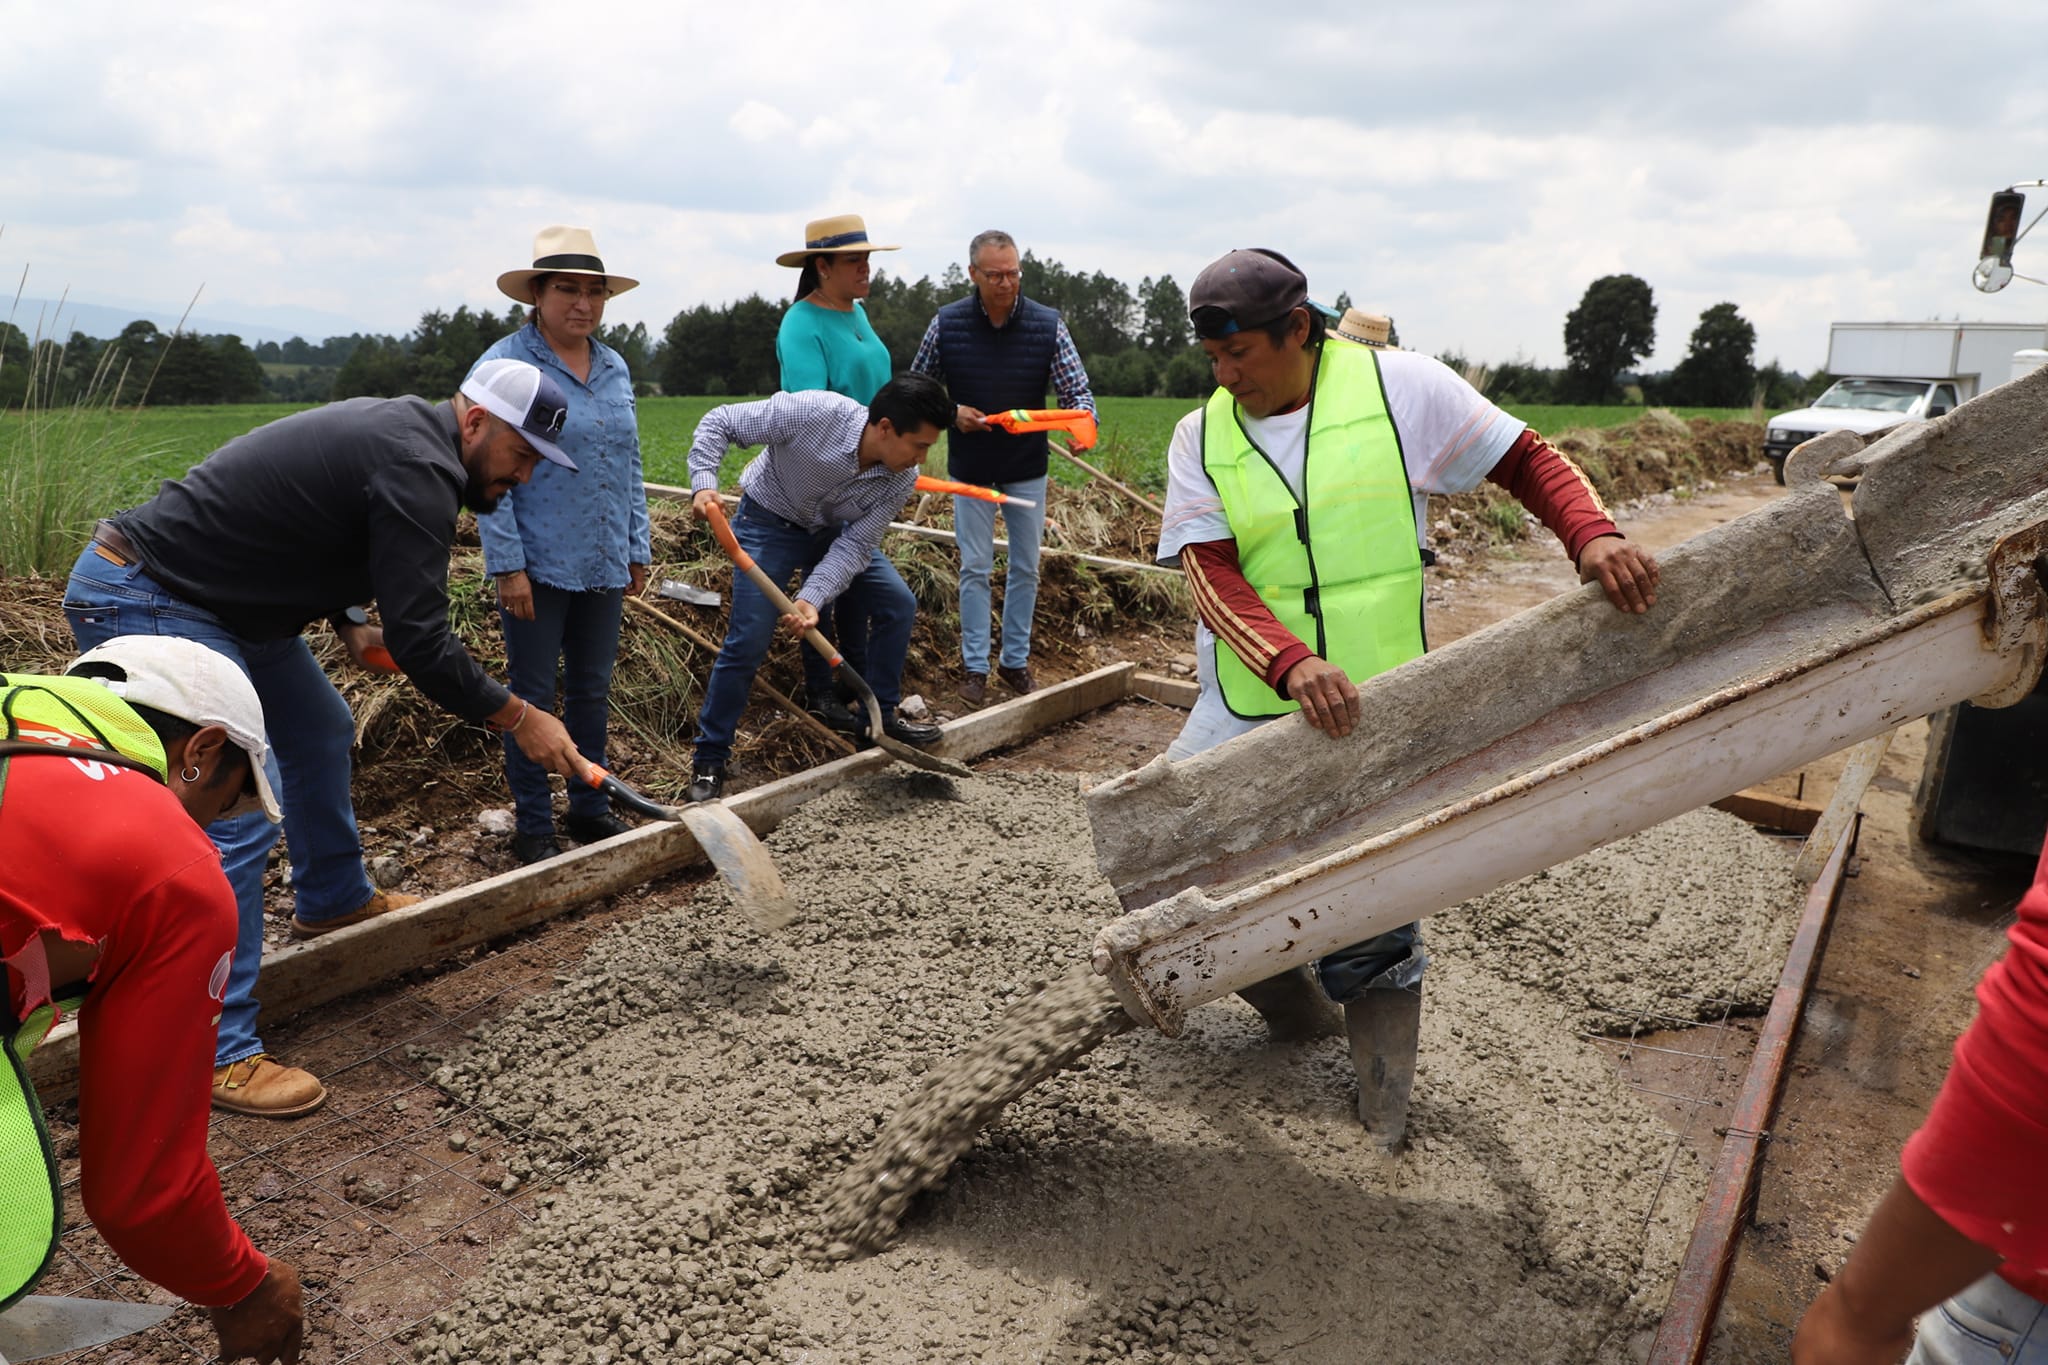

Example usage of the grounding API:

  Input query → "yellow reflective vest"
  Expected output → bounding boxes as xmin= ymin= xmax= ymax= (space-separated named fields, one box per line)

xmin=1200 ymin=342 xmax=1426 ymax=718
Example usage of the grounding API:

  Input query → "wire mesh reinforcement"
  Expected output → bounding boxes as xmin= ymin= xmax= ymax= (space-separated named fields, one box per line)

xmin=1580 ymin=992 xmax=1756 ymax=1251
xmin=35 ymin=945 xmax=593 ymax=1365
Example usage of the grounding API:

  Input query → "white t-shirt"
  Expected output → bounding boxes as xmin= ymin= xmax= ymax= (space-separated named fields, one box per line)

xmin=1156 ymin=348 xmax=1526 ymax=760
xmin=1157 ymin=348 xmax=1525 ymax=562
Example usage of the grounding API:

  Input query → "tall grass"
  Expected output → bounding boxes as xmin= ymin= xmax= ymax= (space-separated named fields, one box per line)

xmin=0 ymin=331 xmax=173 ymax=578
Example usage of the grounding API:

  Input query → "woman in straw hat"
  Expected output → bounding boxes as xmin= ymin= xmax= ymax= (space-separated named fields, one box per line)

xmin=772 ymin=214 xmax=905 ymax=729
xmin=775 ymin=213 xmax=900 ymax=403
xmin=473 ymin=226 xmax=651 ymax=865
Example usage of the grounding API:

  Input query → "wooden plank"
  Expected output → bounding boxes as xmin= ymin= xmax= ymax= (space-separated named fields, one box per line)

xmin=1130 ymin=672 xmax=1199 ymax=709
xmin=27 ymin=664 xmax=1141 ymax=1100
xmin=643 ymin=482 xmax=1176 ymax=578
xmin=1709 ymin=788 xmax=1825 ymax=835
xmin=1794 ymin=731 xmax=1895 ymax=883
xmin=929 ymin=663 xmax=1137 ymax=760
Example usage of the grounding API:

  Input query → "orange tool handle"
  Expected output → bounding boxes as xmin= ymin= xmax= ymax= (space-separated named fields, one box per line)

xmin=914 ymin=475 xmax=1037 ymax=507
xmin=984 ymin=408 xmax=1099 ymax=451
xmin=362 ymin=645 xmax=399 ymax=673
xmin=701 ymin=501 xmax=844 ymax=666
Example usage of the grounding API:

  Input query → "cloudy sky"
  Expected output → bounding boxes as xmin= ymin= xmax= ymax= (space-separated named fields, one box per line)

xmin=6 ymin=0 xmax=2047 ymax=373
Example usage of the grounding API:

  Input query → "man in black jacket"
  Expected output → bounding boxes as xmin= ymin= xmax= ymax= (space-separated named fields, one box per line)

xmin=63 ymin=358 xmax=592 ymax=1117
xmin=911 ymin=230 xmax=1096 ymax=705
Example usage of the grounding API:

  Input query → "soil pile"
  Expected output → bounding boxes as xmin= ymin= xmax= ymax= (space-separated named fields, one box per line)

xmin=413 ymin=771 xmax=1798 ymax=1365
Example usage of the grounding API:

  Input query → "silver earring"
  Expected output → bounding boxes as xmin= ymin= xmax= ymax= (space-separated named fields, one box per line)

xmin=180 ymin=765 xmax=201 ymax=783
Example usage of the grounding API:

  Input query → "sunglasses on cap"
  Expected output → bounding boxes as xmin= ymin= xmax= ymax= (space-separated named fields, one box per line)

xmin=528 ymin=396 xmax=568 ymax=440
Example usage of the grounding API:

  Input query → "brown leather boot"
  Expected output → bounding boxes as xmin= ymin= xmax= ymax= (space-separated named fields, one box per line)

xmin=1236 ymin=965 xmax=1344 ymax=1042
xmin=212 ymin=1054 xmax=327 ymax=1118
xmin=1346 ymin=986 xmax=1423 ymax=1152
xmin=290 ymin=889 xmax=421 ymax=938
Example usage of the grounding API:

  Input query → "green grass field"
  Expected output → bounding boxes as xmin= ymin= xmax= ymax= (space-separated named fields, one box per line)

xmin=23 ymin=396 xmax=1759 ymax=504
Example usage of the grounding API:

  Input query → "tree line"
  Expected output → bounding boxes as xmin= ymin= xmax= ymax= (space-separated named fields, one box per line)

xmin=2 ymin=261 xmax=1818 ymax=412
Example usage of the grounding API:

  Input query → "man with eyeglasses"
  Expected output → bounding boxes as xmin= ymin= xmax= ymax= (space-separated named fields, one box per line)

xmin=1160 ymin=248 xmax=1661 ymax=1151
xmin=62 ymin=357 xmax=595 ymax=1119
xmin=911 ymin=229 xmax=1096 ymax=706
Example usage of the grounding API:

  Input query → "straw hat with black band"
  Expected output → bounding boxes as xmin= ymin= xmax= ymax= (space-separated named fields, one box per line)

xmin=497 ymin=225 xmax=639 ymax=302
xmin=775 ymin=214 xmax=901 ymax=268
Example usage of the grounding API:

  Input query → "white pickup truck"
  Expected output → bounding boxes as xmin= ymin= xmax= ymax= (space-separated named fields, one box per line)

xmin=1762 ymin=376 xmax=1962 ymax=482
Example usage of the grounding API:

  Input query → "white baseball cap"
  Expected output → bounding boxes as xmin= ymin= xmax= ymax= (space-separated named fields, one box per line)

xmin=67 ymin=636 xmax=282 ymax=823
xmin=459 ymin=358 xmax=576 ymax=470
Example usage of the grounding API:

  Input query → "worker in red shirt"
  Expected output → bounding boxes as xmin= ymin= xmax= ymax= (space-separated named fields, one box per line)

xmin=0 ymin=635 xmax=303 ymax=1363
xmin=1794 ymin=834 xmax=2048 ymax=1364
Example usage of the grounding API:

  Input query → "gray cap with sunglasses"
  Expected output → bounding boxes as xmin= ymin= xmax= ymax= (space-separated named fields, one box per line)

xmin=1188 ymin=248 xmax=1315 ymax=339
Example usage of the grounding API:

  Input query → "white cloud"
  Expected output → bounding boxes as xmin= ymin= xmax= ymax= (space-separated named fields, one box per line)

xmin=2 ymin=0 xmax=2045 ymax=372
xmin=730 ymin=101 xmax=796 ymax=144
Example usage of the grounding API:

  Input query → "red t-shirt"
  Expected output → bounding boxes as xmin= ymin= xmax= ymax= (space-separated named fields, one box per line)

xmin=0 ymin=746 xmax=266 ymax=1307
xmin=1902 ymin=839 xmax=2048 ymax=1300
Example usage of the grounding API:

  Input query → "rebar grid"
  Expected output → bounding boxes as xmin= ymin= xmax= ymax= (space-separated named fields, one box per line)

xmin=1581 ymin=992 xmax=1755 ymax=1247
xmin=35 ymin=947 xmax=593 ymax=1365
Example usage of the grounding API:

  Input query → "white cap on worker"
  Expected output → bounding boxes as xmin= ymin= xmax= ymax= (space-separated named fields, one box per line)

xmin=459 ymin=358 xmax=577 ymax=470
xmin=67 ymin=636 xmax=282 ymax=823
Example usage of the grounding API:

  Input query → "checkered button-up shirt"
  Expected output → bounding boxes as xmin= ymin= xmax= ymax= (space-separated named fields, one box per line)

xmin=686 ymin=390 xmax=916 ymax=608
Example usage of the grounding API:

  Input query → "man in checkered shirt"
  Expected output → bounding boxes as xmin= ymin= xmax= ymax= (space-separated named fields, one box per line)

xmin=683 ymin=373 xmax=956 ymax=802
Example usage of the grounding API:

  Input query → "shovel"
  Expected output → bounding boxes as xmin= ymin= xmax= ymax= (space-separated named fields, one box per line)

xmin=0 ymin=1295 xmax=176 ymax=1361
xmin=701 ymin=502 xmax=973 ymax=780
xmin=582 ymin=765 xmax=799 ymax=931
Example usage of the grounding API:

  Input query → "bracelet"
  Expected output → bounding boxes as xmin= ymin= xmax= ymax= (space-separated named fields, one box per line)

xmin=493 ymin=699 xmax=530 ymax=735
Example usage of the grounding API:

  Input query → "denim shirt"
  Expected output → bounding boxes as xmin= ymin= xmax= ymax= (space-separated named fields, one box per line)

xmin=474 ymin=324 xmax=651 ymax=590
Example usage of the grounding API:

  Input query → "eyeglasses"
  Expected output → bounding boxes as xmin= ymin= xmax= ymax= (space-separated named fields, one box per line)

xmin=546 ymin=280 xmax=611 ymax=301
xmin=976 ymin=269 xmax=1021 ymax=284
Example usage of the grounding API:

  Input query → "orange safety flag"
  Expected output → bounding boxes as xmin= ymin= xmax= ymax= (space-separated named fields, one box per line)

xmin=914 ymin=475 xmax=1038 ymax=507
xmin=983 ymin=408 xmax=1099 ymax=452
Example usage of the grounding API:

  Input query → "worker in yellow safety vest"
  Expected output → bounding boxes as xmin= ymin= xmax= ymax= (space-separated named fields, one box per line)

xmin=1156 ymin=248 xmax=1662 ymax=1150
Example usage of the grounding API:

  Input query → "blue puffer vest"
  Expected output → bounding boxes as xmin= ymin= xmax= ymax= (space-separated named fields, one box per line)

xmin=935 ymin=294 xmax=1060 ymax=485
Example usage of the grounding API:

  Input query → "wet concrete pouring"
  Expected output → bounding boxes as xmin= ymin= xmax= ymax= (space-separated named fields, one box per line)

xmin=38 ymin=466 xmax=2028 ymax=1363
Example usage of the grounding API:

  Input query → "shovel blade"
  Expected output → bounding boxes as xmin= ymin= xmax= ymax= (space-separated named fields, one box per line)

xmin=0 ymin=1296 xmax=177 ymax=1360
xmin=677 ymin=803 xmax=801 ymax=932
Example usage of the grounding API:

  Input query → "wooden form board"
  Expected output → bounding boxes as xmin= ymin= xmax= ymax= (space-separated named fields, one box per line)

xmin=27 ymin=662 xmax=1140 ymax=1100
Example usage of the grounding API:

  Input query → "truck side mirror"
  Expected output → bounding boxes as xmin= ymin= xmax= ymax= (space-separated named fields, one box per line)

xmin=1975 ymin=189 xmax=2026 ymax=292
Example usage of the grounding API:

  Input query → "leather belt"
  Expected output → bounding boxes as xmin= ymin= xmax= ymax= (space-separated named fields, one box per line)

xmin=91 ymin=519 xmax=138 ymax=566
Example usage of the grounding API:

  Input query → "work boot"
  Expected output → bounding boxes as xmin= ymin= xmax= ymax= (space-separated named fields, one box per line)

xmin=563 ymin=810 xmax=633 ymax=844
xmin=807 ymin=694 xmax=863 ymax=736
xmin=1236 ymin=965 xmax=1343 ymax=1042
xmin=212 ymin=1054 xmax=327 ymax=1118
xmin=684 ymin=762 xmax=727 ymax=804
xmin=882 ymin=714 xmax=944 ymax=746
xmin=1345 ymin=985 xmax=1423 ymax=1152
xmin=290 ymin=889 xmax=421 ymax=939
xmin=997 ymin=664 xmax=1036 ymax=696
xmin=511 ymin=831 xmax=561 ymax=865
xmin=957 ymin=672 xmax=988 ymax=707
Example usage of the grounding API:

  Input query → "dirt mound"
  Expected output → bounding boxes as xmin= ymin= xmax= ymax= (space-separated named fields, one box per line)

xmin=1434 ymin=412 xmax=1766 ymax=560
xmin=0 ymin=484 xmax=1186 ymax=825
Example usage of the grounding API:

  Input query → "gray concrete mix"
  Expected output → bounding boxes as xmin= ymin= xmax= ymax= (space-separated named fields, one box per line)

xmin=411 ymin=770 xmax=1800 ymax=1364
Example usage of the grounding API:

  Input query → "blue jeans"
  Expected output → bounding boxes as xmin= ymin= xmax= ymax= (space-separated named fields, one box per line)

xmin=1167 ymin=649 xmax=1425 ymax=1001
xmin=694 ymin=497 xmax=917 ymax=767
xmin=1910 ymin=1275 xmax=2048 ymax=1364
xmin=954 ymin=476 xmax=1047 ymax=673
xmin=499 ymin=581 xmax=623 ymax=835
xmin=63 ymin=547 xmax=375 ymax=1066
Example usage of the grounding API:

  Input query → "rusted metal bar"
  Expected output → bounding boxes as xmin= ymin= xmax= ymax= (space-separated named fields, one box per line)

xmin=1647 ymin=812 xmax=1857 ymax=1364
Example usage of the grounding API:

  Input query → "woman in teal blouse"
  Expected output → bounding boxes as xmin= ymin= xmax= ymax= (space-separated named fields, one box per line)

xmin=773 ymin=214 xmax=908 ymax=726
